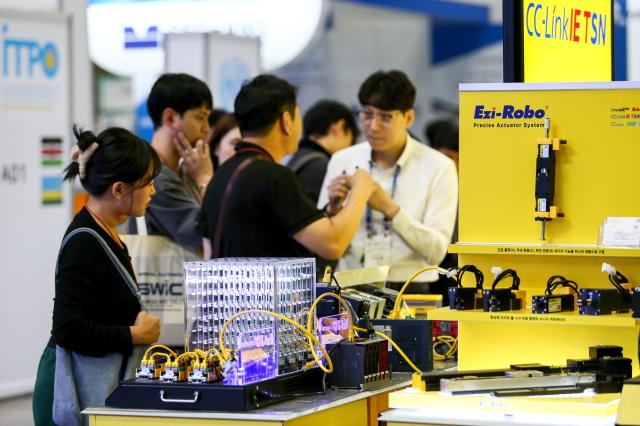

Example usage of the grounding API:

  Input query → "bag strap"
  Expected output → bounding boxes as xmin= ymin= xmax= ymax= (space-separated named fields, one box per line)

xmin=288 ymin=151 xmax=327 ymax=174
xmin=57 ymin=227 xmax=148 ymax=311
xmin=211 ymin=156 xmax=260 ymax=258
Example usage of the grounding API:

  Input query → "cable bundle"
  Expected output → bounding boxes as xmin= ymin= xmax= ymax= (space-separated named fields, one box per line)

xmin=433 ymin=336 xmax=458 ymax=361
xmin=545 ymin=275 xmax=579 ymax=296
xmin=455 ymin=264 xmax=484 ymax=290
xmin=491 ymin=268 xmax=521 ymax=290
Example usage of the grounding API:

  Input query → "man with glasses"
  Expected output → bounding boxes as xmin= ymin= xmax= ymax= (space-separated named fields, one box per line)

xmin=318 ymin=70 xmax=458 ymax=291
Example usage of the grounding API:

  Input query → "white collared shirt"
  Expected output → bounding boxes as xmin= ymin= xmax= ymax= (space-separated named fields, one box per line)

xmin=318 ymin=134 xmax=458 ymax=282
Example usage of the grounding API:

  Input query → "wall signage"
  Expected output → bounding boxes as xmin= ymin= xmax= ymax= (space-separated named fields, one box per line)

xmin=522 ymin=0 xmax=613 ymax=82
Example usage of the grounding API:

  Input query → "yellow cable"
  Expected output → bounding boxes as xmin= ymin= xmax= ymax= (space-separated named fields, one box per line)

xmin=439 ymin=335 xmax=458 ymax=356
xmin=447 ymin=337 xmax=458 ymax=357
xmin=176 ymin=351 xmax=199 ymax=363
xmin=192 ymin=348 xmax=210 ymax=369
xmin=219 ymin=309 xmax=334 ymax=374
xmin=433 ymin=335 xmax=458 ymax=361
xmin=204 ymin=346 xmax=222 ymax=361
xmin=306 ymin=292 xmax=355 ymax=342
xmin=148 ymin=352 xmax=171 ymax=363
xmin=433 ymin=340 xmax=451 ymax=361
xmin=143 ymin=344 xmax=177 ymax=362
xmin=445 ymin=336 xmax=458 ymax=349
xmin=354 ymin=326 xmax=423 ymax=374
xmin=388 ymin=266 xmax=451 ymax=319
xmin=302 ymin=292 xmax=357 ymax=370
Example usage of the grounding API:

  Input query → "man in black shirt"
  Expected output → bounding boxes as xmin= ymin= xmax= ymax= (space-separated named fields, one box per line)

xmin=287 ymin=100 xmax=358 ymax=203
xmin=198 ymin=75 xmax=374 ymax=260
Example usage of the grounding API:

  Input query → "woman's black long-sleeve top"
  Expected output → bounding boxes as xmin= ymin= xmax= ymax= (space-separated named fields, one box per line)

xmin=47 ymin=207 xmax=140 ymax=356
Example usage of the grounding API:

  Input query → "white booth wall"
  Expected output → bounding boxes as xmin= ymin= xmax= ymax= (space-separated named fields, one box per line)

xmin=0 ymin=0 xmax=93 ymax=400
xmin=1 ymin=0 xmax=94 ymax=130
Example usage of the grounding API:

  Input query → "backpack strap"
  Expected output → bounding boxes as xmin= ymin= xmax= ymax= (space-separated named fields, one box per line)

xmin=287 ymin=151 xmax=328 ymax=174
xmin=57 ymin=227 xmax=147 ymax=311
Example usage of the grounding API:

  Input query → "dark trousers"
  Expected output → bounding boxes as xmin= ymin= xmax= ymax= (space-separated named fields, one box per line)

xmin=33 ymin=346 xmax=57 ymax=426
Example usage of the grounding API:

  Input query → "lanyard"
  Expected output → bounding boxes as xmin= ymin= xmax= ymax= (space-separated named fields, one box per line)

xmin=366 ymin=161 xmax=400 ymax=237
xmin=85 ymin=205 xmax=123 ymax=249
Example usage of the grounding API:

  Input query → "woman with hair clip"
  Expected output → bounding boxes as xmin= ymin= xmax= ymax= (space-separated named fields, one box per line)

xmin=33 ymin=127 xmax=162 ymax=426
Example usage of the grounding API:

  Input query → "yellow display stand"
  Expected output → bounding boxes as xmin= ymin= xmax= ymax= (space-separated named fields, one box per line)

xmin=389 ymin=387 xmax=620 ymax=417
xmin=86 ymin=399 xmax=366 ymax=426
xmin=383 ymin=387 xmax=619 ymax=425
xmin=441 ymin=81 xmax=640 ymax=374
xmin=83 ymin=376 xmax=410 ymax=426
xmin=617 ymin=378 xmax=640 ymax=425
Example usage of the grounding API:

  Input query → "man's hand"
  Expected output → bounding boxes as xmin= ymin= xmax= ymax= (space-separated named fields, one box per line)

xmin=367 ymin=181 xmax=400 ymax=220
xmin=347 ymin=169 xmax=376 ymax=198
xmin=173 ymin=132 xmax=213 ymax=191
xmin=326 ymin=173 xmax=350 ymax=216
xmin=295 ymin=169 xmax=376 ymax=259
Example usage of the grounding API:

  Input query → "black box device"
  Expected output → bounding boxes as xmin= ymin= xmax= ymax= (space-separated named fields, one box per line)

xmin=371 ymin=319 xmax=432 ymax=373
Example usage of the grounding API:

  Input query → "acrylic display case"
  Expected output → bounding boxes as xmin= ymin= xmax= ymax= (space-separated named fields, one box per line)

xmin=185 ymin=258 xmax=315 ymax=373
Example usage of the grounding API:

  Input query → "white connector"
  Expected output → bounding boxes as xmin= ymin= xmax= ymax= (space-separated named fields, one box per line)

xmin=443 ymin=268 xmax=458 ymax=278
xmin=601 ymin=262 xmax=617 ymax=276
xmin=159 ymin=368 xmax=178 ymax=383
xmin=188 ymin=368 xmax=207 ymax=384
xmin=491 ymin=266 xmax=504 ymax=278
xmin=135 ymin=364 xmax=154 ymax=380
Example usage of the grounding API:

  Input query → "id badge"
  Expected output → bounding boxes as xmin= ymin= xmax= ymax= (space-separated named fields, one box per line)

xmin=364 ymin=233 xmax=392 ymax=267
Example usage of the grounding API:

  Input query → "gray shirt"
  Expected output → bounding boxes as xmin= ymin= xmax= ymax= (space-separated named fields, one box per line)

xmin=129 ymin=163 xmax=202 ymax=253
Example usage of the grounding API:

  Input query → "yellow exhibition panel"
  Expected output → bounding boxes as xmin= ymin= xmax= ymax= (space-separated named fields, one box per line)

xmin=447 ymin=82 xmax=640 ymax=376
xmin=455 ymin=318 xmax=638 ymax=373
xmin=460 ymin=85 xmax=640 ymax=245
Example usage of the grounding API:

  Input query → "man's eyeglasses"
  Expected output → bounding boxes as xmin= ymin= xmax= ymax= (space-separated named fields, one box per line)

xmin=358 ymin=108 xmax=401 ymax=125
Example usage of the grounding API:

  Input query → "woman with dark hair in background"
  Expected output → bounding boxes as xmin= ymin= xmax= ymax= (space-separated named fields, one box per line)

xmin=208 ymin=113 xmax=241 ymax=168
xmin=33 ymin=127 xmax=162 ymax=425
